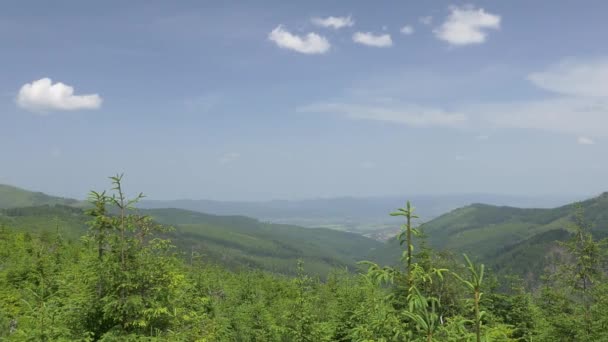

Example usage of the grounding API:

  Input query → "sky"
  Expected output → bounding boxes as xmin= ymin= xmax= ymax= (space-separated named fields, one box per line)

xmin=1 ymin=0 xmax=608 ymax=201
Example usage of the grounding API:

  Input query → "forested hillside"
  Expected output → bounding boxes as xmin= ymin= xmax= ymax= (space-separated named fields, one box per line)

xmin=0 ymin=196 xmax=395 ymax=278
xmin=1 ymin=177 xmax=608 ymax=341
xmin=408 ymin=192 xmax=608 ymax=283
xmin=146 ymin=207 xmax=394 ymax=276
xmin=140 ymin=194 xmax=576 ymax=237
xmin=0 ymin=184 xmax=83 ymax=209
xmin=3 ymin=182 xmax=607 ymax=283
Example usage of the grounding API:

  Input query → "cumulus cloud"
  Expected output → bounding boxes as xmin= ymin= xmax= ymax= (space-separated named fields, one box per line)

xmin=311 ymin=15 xmax=354 ymax=29
xmin=528 ymin=59 xmax=608 ymax=97
xmin=400 ymin=25 xmax=414 ymax=35
xmin=352 ymin=32 xmax=393 ymax=47
xmin=434 ymin=5 xmax=500 ymax=45
xmin=299 ymin=102 xmax=466 ymax=127
xmin=268 ymin=25 xmax=330 ymax=54
xmin=17 ymin=78 xmax=102 ymax=113
xmin=577 ymin=137 xmax=595 ymax=145
xmin=219 ymin=152 xmax=241 ymax=164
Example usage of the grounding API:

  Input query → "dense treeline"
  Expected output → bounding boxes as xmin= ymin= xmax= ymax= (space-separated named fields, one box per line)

xmin=0 ymin=203 xmax=393 ymax=278
xmin=1 ymin=177 xmax=607 ymax=341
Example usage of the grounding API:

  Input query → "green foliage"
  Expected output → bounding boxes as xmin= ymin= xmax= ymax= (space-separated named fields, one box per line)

xmin=149 ymin=207 xmax=394 ymax=277
xmin=0 ymin=183 xmax=84 ymax=209
xmin=452 ymin=254 xmax=485 ymax=342
xmin=537 ymin=204 xmax=608 ymax=341
xmin=395 ymin=192 xmax=608 ymax=284
xmin=1 ymin=181 xmax=607 ymax=341
xmin=0 ymin=204 xmax=395 ymax=280
xmin=390 ymin=201 xmax=419 ymax=281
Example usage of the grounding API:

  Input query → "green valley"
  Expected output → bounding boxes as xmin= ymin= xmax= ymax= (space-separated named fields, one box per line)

xmin=0 ymin=184 xmax=396 ymax=277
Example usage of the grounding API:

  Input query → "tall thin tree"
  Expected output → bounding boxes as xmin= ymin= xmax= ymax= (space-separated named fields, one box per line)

xmin=391 ymin=201 xmax=419 ymax=284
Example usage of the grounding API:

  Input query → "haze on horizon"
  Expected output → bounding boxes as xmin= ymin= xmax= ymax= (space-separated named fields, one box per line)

xmin=1 ymin=1 xmax=608 ymax=201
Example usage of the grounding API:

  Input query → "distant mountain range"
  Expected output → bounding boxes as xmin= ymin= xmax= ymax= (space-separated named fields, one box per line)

xmin=1 ymin=183 xmax=582 ymax=230
xmin=0 ymin=184 xmax=395 ymax=276
xmin=139 ymin=193 xmax=583 ymax=236
xmin=2 ymin=182 xmax=606 ymax=283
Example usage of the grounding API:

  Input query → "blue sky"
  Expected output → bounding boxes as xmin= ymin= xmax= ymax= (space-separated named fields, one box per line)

xmin=1 ymin=0 xmax=608 ymax=200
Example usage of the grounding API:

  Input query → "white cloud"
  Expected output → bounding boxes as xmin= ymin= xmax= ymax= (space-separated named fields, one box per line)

xmin=400 ymin=25 xmax=414 ymax=35
xmin=472 ymin=59 xmax=608 ymax=136
xmin=268 ymin=25 xmax=330 ymax=54
xmin=419 ymin=16 xmax=433 ymax=25
xmin=577 ymin=137 xmax=595 ymax=145
xmin=17 ymin=78 xmax=102 ymax=113
xmin=219 ymin=152 xmax=241 ymax=164
xmin=471 ymin=60 xmax=608 ymax=136
xmin=300 ymin=59 xmax=608 ymax=137
xmin=528 ymin=59 xmax=608 ymax=97
xmin=302 ymin=96 xmax=608 ymax=136
xmin=311 ymin=15 xmax=354 ymax=29
xmin=472 ymin=97 xmax=608 ymax=137
xmin=299 ymin=102 xmax=466 ymax=127
xmin=434 ymin=5 xmax=500 ymax=45
xmin=352 ymin=32 xmax=393 ymax=47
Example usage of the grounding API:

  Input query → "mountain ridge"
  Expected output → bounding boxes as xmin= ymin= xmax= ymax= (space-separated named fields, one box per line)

xmin=0 ymin=184 xmax=85 ymax=209
xmin=0 ymin=184 xmax=397 ymax=276
xmin=411 ymin=190 xmax=608 ymax=282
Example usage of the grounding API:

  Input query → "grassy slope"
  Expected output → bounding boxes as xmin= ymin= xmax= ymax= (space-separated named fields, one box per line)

xmin=422 ymin=193 xmax=608 ymax=251
xmin=420 ymin=204 xmax=568 ymax=256
xmin=410 ymin=192 xmax=608 ymax=280
xmin=0 ymin=184 xmax=83 ymax=209
xmin=145 ymin=208 xmax=393 ymax=276
xmin=0 ymin=205 xmax=90 ymax=241
xmin=0 ymin=203 xmax=395 ymax=277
